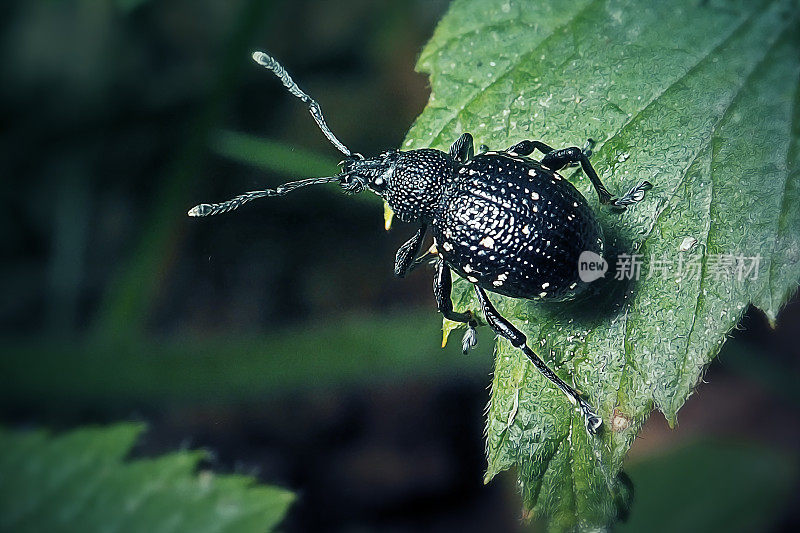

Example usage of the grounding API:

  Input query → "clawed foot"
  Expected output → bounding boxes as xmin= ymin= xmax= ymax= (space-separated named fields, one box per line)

xmin=579 ymin=399 xmax=603 ymax=434
xmin=582 ymin=138 xmax=596 ymax=158
xmin=461 ymin=325 xmax=478 ymax=355
xmin=610 ymin=180 xmax=653 ymax=209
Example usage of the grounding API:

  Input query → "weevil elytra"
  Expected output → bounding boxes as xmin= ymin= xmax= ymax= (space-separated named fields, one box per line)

xmin=189 ymin=51 xmax=652 ymax=433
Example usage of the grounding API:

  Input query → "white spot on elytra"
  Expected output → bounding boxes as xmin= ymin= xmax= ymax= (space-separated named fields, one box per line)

xmin=479 ymin=236 xmax=495 ymax=248
xmin=531 ymin=191 xmax=540 ymax=200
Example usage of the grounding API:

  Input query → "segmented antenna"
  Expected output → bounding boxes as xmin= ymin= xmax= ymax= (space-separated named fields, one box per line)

xmin=252 ymin=51 xmax=352 ymax=157
xmin=188 ymin=176 xmax=340 ymax=217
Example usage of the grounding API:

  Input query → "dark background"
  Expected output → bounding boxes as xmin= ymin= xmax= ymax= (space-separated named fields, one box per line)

xmin=1 ymin=0 xmax=799 ymax=531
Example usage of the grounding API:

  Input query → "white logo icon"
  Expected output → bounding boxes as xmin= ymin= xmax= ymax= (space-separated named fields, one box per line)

xmin=578 ymin=251 xmax=608 ymax=282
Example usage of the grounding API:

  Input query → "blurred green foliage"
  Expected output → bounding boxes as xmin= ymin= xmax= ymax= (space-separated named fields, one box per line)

xmin=620 ymin=441 xmax=798 ymax=533
xmin=211 ymin=130 xmax=340 ymax=180
xmin=0 ymin=424 xmax=294 ymax=533
xmin=0 ymin=312 xmax=488 ymax=407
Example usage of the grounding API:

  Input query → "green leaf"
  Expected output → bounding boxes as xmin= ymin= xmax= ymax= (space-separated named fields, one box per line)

xmin=405 ymin=0 xmax=800 ymax=529
xmin=0 ymin=424 xmax=294 ymax=533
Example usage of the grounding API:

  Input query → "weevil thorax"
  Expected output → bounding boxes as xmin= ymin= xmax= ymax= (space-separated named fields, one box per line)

xmin=340 ymin=148 xmax=453 ymax=223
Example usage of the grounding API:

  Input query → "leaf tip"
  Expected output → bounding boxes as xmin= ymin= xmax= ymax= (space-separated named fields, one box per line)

xmin=764 ymin=310 xmax=779 ymax=329
xmin=383 ymin=202 xmax=394 ymax=231
xmin=441 ymin=318 xmax=462 ymax=348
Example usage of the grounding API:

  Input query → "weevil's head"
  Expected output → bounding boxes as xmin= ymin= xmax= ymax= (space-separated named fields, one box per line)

xmin=339 ymin=148 xmax=453 ymax=223
xmin=191 ymin=52 xmax=461 ymax=221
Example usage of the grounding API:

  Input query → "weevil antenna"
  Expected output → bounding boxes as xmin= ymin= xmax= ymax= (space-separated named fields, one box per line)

xmin=188 ymin=176 xmax=340 ymax=217
xmin=252 ymin=51 xmax=352 ymax=157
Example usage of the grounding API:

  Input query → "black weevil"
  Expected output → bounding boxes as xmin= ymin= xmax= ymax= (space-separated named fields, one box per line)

xmin=189 ymin=51 xmax=652 ymax=434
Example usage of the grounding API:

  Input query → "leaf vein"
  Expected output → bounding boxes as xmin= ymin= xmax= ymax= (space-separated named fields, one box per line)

xmin=425 ymin=0 xmax=604 ymax=148
xmin=529 ymin=436 xmax=565 ymax=507
xmin=675 ymin=22 xmax=796 ymax=398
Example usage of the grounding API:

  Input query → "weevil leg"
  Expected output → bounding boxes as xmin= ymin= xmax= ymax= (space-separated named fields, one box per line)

xmin=434 ymin=260 xmax=478 ymax=354
xmin=538 ymin=146 xmax=612 ymax=203
xmin=537 ymin=145 xmax=651 ymax=208
xmin=581 ymin=138 xmax=596 ymax=158
xmin=394 ymin=224 xmax=427 ymax=278
xmin=408 ymin=250 xmax=437 ymax=271
xmin=473 ymin=285 xmax=603 ymax=434
xmin=449 ymin=133 xmax=475 ymax=163
xmin=512 ymin=139 xmax=589 ymax=159
xmin=505 ymin=140 xmax=555 ymax=156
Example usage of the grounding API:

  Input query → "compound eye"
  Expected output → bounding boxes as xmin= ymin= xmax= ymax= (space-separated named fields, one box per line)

xmin=371 ymin=175 xmax=388 ymax=192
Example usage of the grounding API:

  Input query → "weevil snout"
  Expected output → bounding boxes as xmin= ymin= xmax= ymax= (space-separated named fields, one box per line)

xmin=337 ymin=173 xmax=366 ymax=194
xmin=339 ymin=150 xmax=398 ymax=195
